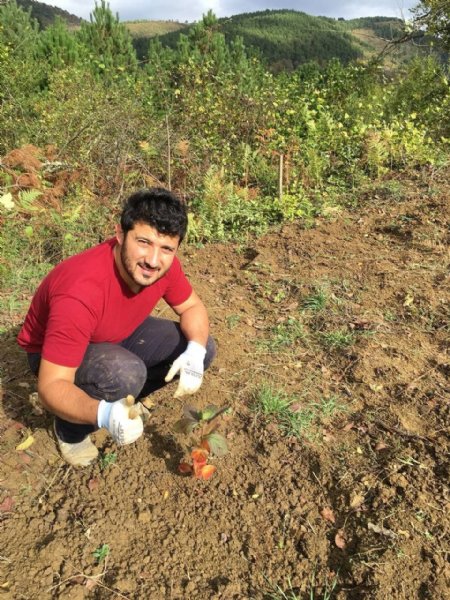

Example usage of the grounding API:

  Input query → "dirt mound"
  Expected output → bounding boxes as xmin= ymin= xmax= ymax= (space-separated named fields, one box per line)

xmin=1 ymin=172 xmax=449 ymax=599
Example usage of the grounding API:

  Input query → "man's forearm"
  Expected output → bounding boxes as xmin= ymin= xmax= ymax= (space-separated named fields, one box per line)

xmin=179 ymin=302 xmax=209 ymax=347
xmin=38 ymin=379 xmax=99 ymax=425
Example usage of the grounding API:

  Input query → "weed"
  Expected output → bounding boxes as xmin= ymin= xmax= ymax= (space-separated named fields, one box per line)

xmin=92 ymin=544 xmax=110 ymax=564
xmin=99 ymin=451 xmax=117 ymax=471
xmin=253 ymin=384 xmax=292 ymax=416
xmin=256 ymin=318 xmax=306 ymax=352
xmin=226 ymin=314 xmax=241 ymax=329
xmin=302 ymin=289 xmax=329 ymax=312
xmin=320 ymin=329 xmax=355 ymax=350
xmin=253 ymin=384 xmax=346 ymax=441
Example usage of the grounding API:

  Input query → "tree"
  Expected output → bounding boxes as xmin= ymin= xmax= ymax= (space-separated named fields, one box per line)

xmin=412 ymin=1 xmax=450 ymax=50
xmin=77 ymin=0 xmax=137 ymax=78
xmin=36 ymin=16 xmax=80 ymax=70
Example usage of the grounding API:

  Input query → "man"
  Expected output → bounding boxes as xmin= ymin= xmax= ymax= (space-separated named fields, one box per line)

xmin=17 ymin=188 xmax=216 ymax=466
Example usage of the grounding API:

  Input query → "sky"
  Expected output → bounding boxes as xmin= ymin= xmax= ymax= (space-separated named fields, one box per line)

xmin=47 ymin=1 xmax=419 ymax=24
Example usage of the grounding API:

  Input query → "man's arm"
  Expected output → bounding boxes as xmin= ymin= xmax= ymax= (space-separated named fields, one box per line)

xmin=165 ymin=290 xmax=211 ymax=397
xmin=37 ymin=359 xmax=99 ymax=424
xmin=172 ymin=289 xmax=209 ymax=347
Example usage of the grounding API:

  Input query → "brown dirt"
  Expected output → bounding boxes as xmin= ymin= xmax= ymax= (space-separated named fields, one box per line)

xmin=1 ymin=171 xmax=449 ymax=599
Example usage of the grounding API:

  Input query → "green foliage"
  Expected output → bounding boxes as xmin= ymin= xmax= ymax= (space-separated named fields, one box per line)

xmin=1 ymin=5 xmax=449 ymax=316
xmin=92 ymin=544 xmax=110 ymax=563
xmin=36 ymin=16 xmax=80 ymax=70
xmin=99 ymin=451 xmax=117 ymax=470
xmin=252 ymin=383 xmax=346 ymax=440
xmin=77 ymin=0 xmax=138 ymax=79
xmin=412 ymin=0 xmax=450 ymax=51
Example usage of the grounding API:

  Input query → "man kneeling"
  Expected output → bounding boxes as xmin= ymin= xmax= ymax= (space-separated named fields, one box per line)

xmin=17 ymin=188 xmax=215 ymax=466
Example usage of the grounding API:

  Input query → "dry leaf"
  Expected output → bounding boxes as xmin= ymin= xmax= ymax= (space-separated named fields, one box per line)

xmin=321 ymin=507 xmax=336 ymax=524
xmin=85 ymin=578 xmax=97 ymax=590
xmin=375 ymin=441 xmax=388 ymax=451
xmin=368 ymin=522 xmax=397 ymax=539
xmin=0 ymin=582 xmax=10 ymax=590
xmin=15 ymin=434 xmax=35 ymax=451
xmin=88 ymin=478 xmax=99 ymax=492
xmin=342 ymin=422 xmax=355 ymax=431
xmin=335 ymin=529 xmax=347 ymax=549
xmin=0 ymin=497 xmax=15 ymax=513
xmin=350 ymin=493 xmax=365 ymax=509
xmin=403 ymin=292 xmax=414 ymax=307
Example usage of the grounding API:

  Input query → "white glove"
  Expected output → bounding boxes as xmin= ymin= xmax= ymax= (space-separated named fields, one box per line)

xmin=97 ymin=398 xmax=144 ymax=446
xmin=165 ymin=340 xmax=206 ymax=398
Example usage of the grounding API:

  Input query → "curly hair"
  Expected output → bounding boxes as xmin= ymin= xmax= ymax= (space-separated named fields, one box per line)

xmin=120 ymin=188 xmax=188 ymax=242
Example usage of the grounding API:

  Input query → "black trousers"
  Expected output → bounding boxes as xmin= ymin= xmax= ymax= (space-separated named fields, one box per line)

xmin=27 ymin=317 xmax=216 ymax=443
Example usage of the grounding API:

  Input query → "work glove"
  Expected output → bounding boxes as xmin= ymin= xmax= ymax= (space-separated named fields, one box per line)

xmin=165 ymin=340 xmax=206 ymax=398
xmin=97 ymin=398 xmax=144 ymax=445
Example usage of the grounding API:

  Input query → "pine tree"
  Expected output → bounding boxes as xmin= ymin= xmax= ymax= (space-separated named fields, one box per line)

xmin=77 ymin=0 xmax=137 ymax=78
xmin=36 ymin=16 xmax=80 ymax=69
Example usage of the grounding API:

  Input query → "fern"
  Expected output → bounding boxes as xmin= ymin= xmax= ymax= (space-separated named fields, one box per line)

xmin=18 ymin=189 xmax=42 ymax=210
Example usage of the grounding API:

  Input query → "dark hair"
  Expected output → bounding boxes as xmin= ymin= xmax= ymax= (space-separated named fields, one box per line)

xmin=120 ymin=188 xmax=188 ymax=242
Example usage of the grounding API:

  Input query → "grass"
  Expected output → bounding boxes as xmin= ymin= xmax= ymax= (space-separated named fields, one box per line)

xmin=253 ymin=383 xmax=293 ymax=416
xmin=252 ymin=384 xmax=347 ymax=441
xmin=255 ymin=317 xmax=306 ymax=352
xmin=301 ymin=289 xmax=329 ymax=312
xmin=264 ymin=569 xmax=339 ymax=599
xmin=320 ymin=329 xmax=355 ymax=350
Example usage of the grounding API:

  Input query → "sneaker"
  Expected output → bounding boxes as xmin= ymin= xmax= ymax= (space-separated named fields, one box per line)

xmin=53 ymin=423 xmax=99 ymax=467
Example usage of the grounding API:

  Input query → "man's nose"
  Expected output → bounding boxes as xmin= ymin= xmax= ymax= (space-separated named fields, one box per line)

xmin=146 ymin=246 xmax=160 ymax=267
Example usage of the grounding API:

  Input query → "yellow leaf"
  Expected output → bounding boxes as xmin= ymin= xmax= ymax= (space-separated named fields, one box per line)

xmin=403 ymin=293 xmax=414 ymax=307
xmin=16 ymin=434 xmax=35 ymax=451
xmin=163 ymin=490 xmax=169 ymax=500
xmin=0 ymin=582 xmax=10 ymax=590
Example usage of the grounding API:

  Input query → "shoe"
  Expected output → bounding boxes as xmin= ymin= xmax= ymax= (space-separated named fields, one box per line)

xmin=53 ymin=423 xmax=99 ymax=467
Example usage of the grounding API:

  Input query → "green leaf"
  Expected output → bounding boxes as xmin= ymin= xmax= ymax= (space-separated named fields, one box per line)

xmin=205 ymin=432 xmax=228 ymax=457
xmin=24 ymin=226 xmax=33 ymax=237
xmin=200 ymin=405 xmax=220 ymax=421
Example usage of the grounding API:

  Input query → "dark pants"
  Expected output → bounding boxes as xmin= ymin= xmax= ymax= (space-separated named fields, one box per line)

xmin=27 ymin=317 xmax=216 ymax=443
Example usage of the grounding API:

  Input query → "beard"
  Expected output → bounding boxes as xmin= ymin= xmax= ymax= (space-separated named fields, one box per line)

xmin=120 ymin=239 xmax=165 ymax=289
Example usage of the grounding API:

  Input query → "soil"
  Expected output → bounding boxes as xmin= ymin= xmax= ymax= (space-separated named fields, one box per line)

xmin=1 ymin=170 xmax=449 ymax=599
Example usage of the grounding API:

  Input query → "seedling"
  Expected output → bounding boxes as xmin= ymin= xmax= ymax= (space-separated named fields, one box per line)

xmin=92 ymin=544 xmax=110 ymax=564
xmin=174 ymin=405 xmax=230 ymax=480
xmin=99 ymin=451 xmax=117 ymax=471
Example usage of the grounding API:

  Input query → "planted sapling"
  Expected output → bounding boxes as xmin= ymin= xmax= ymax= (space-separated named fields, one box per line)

xmin=173 ymin=405 xmax=230 ymax=480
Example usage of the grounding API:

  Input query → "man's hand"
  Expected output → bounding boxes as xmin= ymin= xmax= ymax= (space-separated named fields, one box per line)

xmin=165 ymin=341 xmax=206 ymax=398
xmin=97 ymin=398 xmax=144 ymax=445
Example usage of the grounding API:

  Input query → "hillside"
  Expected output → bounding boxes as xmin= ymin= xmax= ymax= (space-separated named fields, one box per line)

xmin=155 ymin=9 xmax=424 ymax=71
xmin=17 ymin=0 xmax=82 ymax=28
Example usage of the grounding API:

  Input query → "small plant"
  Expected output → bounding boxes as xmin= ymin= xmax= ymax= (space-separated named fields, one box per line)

xmin=320 ymin=329 xmax=355 ymax=350
xmin=174 ymin=405 xmax=230 ymax=480
xmin=92 ymin=544 xmax=110 ymax=564
xmin=302 ymin=288 xmax=329 ymax=312
xmin=99 ymin=451 xmax=117 ymax=471
xmin=256 ymin=317 xmax=306 ymax=352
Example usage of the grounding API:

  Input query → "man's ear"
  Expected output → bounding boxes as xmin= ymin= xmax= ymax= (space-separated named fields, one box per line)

xmin=115 ymin=224 xmax=124 ymax=245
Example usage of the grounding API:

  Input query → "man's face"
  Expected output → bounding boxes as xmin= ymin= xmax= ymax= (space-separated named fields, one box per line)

xmin=115 ymin=222 xmax=180 ymax=292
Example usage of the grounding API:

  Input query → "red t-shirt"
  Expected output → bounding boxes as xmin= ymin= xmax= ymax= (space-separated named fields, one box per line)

xmin=17 ymin=238 xmax=192 ymax=367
